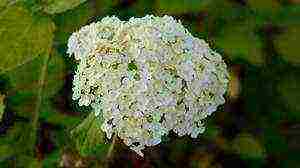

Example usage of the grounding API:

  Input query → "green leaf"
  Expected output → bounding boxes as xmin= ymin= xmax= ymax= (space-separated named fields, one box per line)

xmin=277 ymin=71 xmax=300 ymax=121
xmin=17 ymin=155 xmax=39 ymax=168
xmin=262 ymin=126 xmax=288 ymax=155
xmin=0 ymin=53 xmax=51 ymax=165
xmin=273 ymin=5 xmax=300 ymax=26
xmin=0 ymin=5 xmax=70 ymax=167
xmin=203 ymin=124 xmax=220 ymax=140
xmin=0 ymin=145 xmax=13 ymax=162
xmin=2 ymin=48 xmax=68 ymax=165
xmin=39 ymin=98 xmax=81 ymax=127
xmin=247 ymin=0 xmax=281 ymax=16
xmin=156 ymin=0 xmax=209 ymax=14
xmin=44 ymin=51 xmax=67 ymax=98
xmin=71 ymin=112 xmax=110 ymax=157
xmin=0 ymin=5 xmax=55 ymax=73
xmin=272 ymin=6 xmax=300 ymax=65
xmin=231 ymin=133 xmax=266 ymax=159
xmin=0 ymin=0 xmax=9 ymax=9
xmin=0 ymin=122 xmax=37 ymax=164
xmin=53 ymin=2 xmax=95 ymax=44
xmin=41 ymin=0 xmax=87 ymax=14
xmin=8 ymin=50 xmax=66 ymax=98
xmin=94 ymin=0 xmax=120 ymax=15
xmin=214 ymin=20 xmax=264 ymax=65
xmin=274 ymin=25 xmax=300 ymax=65
xmin=0 ymin=94 xmax=4 ymax=121
xmin=42 ymin=149 xmax=61 ymax=168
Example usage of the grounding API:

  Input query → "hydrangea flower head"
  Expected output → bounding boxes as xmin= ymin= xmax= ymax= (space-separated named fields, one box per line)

xmin=67 ymin=15 xmax=229 ymax=156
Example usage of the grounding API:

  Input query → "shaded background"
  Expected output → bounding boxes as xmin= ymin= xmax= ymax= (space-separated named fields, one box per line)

xmin=0 ymin=0 xmax=299 ymax=167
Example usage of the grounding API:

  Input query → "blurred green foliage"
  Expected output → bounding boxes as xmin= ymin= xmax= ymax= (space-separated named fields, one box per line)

xmin=214 ymin=19 xmax=264 ymax=65
xmin=231 ymin=133 xmax=266 ymax=159
xmin=0 ymin=0 xmax=299 ymax=167
xmin=157 ymin=0 xmax=208 ymax=14
xmin=274 ymin=25 xmax=300 ymax=64
xmin=0 ymin=95 xmax=4 ymax=121
xmin=53 ymin=2 xmax=95 ymax=44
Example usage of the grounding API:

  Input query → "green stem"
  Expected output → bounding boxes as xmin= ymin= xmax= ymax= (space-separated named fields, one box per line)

xmin=106 ymin=134 xmax=117 ymax=159
xmin=30 ymin=53 xmax=51 ymax=165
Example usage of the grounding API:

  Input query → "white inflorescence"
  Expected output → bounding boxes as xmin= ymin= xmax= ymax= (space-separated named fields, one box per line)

xmin=67 ymin=15 xmax=229 ymax=156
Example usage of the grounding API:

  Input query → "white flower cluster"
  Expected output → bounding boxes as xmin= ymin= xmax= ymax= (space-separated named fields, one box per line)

xmin=67 ymin=15 xmax=228 ymax=156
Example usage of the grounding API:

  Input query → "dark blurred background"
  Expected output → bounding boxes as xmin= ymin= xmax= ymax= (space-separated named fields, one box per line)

xmin=0 ymin=0 xmax=299 ymax=167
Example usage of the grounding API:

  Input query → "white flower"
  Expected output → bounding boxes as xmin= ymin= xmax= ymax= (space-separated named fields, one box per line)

xmin=67 ymin=15 xmax=228 ymax=157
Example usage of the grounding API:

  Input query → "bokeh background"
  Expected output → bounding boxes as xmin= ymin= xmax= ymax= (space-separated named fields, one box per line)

xmin=0 ymin=0 xmax=299 ymax=167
